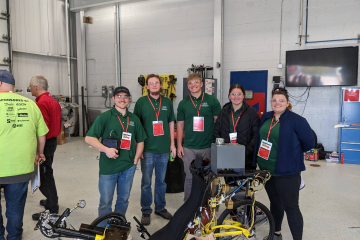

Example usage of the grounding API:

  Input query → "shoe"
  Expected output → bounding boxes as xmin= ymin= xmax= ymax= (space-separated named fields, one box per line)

xmin=40 ymin=199 xmax=47 ymax=207
xmin=141 ymin=213 xmax=151 ymax=226
xmin=263 ymin=233 xmax=282 ymax=240
xmin=155 ymin=209 xmax=172 ymax=220
xmin=32 ymin=213 xmax=41 ymax=221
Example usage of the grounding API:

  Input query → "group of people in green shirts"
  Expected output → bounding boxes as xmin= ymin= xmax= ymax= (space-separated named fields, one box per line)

xmin=86 ymin=72 xmax=314 ymax=240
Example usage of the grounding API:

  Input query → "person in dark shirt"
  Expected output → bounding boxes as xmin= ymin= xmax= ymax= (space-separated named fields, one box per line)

xmin=253 ymin=88 xmax=314 ymax=240
xmin=213 ymin=84 xmax=260 ymax=170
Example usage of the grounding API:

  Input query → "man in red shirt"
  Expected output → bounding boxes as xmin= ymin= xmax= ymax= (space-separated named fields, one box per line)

xmin=29 ymin=75 xmax=62 ymax=220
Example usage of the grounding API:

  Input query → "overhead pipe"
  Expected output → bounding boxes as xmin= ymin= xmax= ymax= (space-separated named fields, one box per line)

xmin=298 ymin=0 xmax=304 ymax=46
xmin=114 ymin=6 xmax=118 ymax=87
xmin=65 ymin=0 xmax=72 ymax=99
xmin=117 ymin=3 xmax=121 ymax=86
xmin=220 ymin=0 xmax=224 ymax=103
xmin=279 ymin=0 xmax=285 ymax=66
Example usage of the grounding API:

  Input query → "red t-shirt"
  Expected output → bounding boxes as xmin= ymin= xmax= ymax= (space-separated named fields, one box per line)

xmin=36 ymin=92 xmax=62 ymax=139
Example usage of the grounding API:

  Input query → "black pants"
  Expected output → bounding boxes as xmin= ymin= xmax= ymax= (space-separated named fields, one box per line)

xmin=265 ymin=173 xmax=303 ymax=240
xmin=39 ymin=137 xmax=59 ymax=213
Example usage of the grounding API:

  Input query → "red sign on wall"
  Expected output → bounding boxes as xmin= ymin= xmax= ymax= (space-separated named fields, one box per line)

xmin=344 ymin=89 xmax=360 ymax=102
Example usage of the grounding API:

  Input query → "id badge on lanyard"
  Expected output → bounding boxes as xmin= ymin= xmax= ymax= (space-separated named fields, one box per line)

xmin=258 ymin=115 xmax=278 ymax=160
xmin=229 ymin=132 xmax=237 ymax=143
xmin=153 ymin=121 xmax=164 ymax=136
xmin=193 ymin=116 xmax=204 ymax=131
xmin=120 ymin=132 xmax=132 ymax=150
xmin=257 ymin=140 xmax=272 ymax=160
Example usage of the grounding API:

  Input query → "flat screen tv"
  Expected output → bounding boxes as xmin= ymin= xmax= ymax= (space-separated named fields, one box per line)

xmin=286 ymin=46 xmax=359 ymax=87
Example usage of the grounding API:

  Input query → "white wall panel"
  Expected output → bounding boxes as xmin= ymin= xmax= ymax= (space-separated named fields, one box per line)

xmin=11 ymin=0 xmax=67 ymax=55
xmin=223 ymin=0 xmax=360 ymax=152
xmin=10 ymin=0 xmax=76 ymax=99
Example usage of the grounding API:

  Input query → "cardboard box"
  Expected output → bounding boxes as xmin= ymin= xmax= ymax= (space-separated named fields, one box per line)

xmin=57 ymin=126 xmax=65 ymax=145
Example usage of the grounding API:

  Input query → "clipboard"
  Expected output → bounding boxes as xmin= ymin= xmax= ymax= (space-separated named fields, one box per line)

xmin=31 ymin=164 xmax=41 ymax=194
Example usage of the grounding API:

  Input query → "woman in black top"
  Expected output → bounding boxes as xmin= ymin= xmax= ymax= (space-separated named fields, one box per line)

xmin=213 ymin=84 xmax=260 ymax=169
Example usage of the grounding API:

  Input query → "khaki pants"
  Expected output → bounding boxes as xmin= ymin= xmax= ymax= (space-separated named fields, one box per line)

xmin=182 ymin=147 xmax=211 ymax=202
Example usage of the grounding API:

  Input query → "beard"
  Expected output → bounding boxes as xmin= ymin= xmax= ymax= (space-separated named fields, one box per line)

xmin=149 ymin=89 xmax=161 ymax=95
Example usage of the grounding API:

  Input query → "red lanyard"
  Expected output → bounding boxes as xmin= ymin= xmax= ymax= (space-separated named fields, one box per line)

xmin=267 ymin=114 xmax=279 ymax=141
xmin=189 ymin=92 xmax=204 ymax=116
xmin=231 ymin=110 xmax=242 ymax=132
xmin=0 ymin=91 xmax=13 ymax=93
xmin=147 ymin=95 xmax=162 ymax=121
xmin=117 ymin=115 xmax=129 ymax=132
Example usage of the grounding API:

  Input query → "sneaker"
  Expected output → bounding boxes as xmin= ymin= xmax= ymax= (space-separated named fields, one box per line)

xmin=263 ymin=233 xmax=282 ymax=240
xmin=155 ymin=209 xmax=172 ymax=220
xmin=141 ymin=213 xmax=151 ymax=226
xmin=40 ymin=199 xmax=47 ymax=207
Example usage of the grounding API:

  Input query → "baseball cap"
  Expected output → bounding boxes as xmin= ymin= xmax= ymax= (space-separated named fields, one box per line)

xmin=113 ymin=86 xmax=131 ymax=97
xmin=0 ymin=70 xmax=15 ymax=85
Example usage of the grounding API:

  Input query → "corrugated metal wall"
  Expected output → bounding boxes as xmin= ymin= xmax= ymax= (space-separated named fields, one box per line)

xmin=9 ymin=0 xmax=75 ymax=99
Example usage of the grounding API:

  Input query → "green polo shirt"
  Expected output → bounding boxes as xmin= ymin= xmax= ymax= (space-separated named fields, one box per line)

xmin=133 ymin=95 xmax=175 ymax=153
xmin=177 ymin=92 xmax=221 ymax=149
xmin=87 ymin=106 xmax=147 ymax=175
xmin=229 ymin=105 xmax=243 ymax=133
xmin=257 ymin=118 xmax=280 ymax=175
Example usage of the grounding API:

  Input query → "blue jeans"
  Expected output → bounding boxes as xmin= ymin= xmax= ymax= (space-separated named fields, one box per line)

xmin=140 ymin=152 xmax=169 ymax=214
xmin=0 ymin=181 xmax=29 ymax=240
xmin=98 ymin=164 xmax=136 ymax=223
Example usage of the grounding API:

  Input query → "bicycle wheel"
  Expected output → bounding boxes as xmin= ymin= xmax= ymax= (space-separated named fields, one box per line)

xmin=216 ymin=200 xmax=274 ymax=240
xmin=90 ymin=212 xmax=128 ymax=227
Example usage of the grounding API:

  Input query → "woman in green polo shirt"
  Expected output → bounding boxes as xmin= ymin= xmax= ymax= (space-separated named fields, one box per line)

xmin=213 ymin=84 xmax=260 ymax=170
xmin=254 ymin=88 xmax=314 ymax=240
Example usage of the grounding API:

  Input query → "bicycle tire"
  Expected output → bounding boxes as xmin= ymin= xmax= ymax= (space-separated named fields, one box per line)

xmin=216 ymin=200 xmax=274 ymax=240
xmin=90 ymin=212 xmax=127 ymax=227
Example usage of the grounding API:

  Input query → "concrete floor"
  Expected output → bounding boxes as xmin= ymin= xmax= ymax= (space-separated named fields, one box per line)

xmin=1 ymin=137 xmax=360 ymax=240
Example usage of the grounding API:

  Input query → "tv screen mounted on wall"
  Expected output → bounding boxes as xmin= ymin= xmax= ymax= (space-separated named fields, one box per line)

xmin=285 ymin=46 xmax=359 ymax=87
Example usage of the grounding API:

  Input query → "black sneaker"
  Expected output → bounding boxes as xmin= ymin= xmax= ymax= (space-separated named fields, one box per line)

xmin=40 ymin=199 xmax=47 ymax=207
xmin=155 ymin=209 xmax=172 ymax=220
xmin=141 ymin=213 xmax=151 ymax=226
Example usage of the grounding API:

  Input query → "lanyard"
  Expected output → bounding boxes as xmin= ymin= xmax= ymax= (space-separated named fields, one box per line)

xmin=0 ymin=91 xmax=13 ymax=93
xmin=117 ymin=115 xmax=129 ymax=132
xmin=189 ymin=92 xmax=204 ymax=117
xmin=231 ymin=110 xmax=242 ymax=132
xmin=147 ymin=95 xmax=162 ymax=121
xmin=267 ymin=114 xmax=279 ymax=141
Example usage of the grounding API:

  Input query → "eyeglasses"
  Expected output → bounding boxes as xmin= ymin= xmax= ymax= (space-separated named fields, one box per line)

xmin=148 ymin=81 xmax=160 ymax=86
xmin=188 ymin=80 xmax=201 ymax=85
xmin=271 ymin=98 xmax=286 ymax=103
xmin=230 ymin=93 xmax=243 ymax=96
xmin=114 ymin=95 xmax=129 ymax=99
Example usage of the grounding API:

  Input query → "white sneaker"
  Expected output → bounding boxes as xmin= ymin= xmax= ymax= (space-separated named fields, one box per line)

xmin=300 ymin=173 xmax=305 ymax=190
xmin=128 ymin=234 xmax=132 ymax=240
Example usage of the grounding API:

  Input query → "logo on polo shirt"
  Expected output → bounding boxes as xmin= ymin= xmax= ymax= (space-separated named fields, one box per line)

xmin=129 ymin=121 xmax=135 ymax=127
xmin=161 ymin=106 xmax=168 ymax=111
xmin=202 ymin=102 xmax=209 ymax=107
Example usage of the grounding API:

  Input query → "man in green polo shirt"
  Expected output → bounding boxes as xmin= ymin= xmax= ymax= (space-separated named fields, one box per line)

xmin=0 ymin=70 xmax=48 ymax=240
xmin=177 ymin=73 xmax=221 ymax=201
xmin=85 ymin=86 xmax=147 ymax=225
xmin=133 ymin=74 xmax=176 ymax=226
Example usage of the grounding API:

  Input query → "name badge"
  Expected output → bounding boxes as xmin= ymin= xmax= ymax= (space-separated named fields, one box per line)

xmin=257 ymin=140 xmax=272 ymax=160
xmin=153 ymin=121 xmax=164 ymax=136
xmin=193 ymin=116 xmax=204 ymax=131
xmin=229 ymin=132 xmax=237 ymax=143
xmin=120 ymin=132 xmax=132 ymax=150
